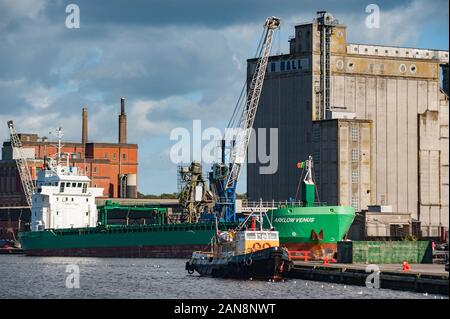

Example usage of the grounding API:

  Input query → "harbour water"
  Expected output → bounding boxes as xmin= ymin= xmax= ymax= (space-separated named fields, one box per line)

xmin=0 ymin=255 xmax=446 ymax=299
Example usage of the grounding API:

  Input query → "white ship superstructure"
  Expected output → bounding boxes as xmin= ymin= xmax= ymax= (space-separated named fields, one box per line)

xmin=31 ymin=128 xmax=103 ymax=231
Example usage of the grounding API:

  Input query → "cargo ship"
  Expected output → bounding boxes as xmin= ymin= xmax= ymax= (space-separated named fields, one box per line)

xmin=19 ymin=150 xmax=354 ymax=258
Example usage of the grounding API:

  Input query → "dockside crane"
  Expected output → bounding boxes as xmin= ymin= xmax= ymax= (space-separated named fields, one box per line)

xmin=209 ymin=17 xmax=280 ymax=222
xmin=7 ymin=120 xmax=35 ymax=207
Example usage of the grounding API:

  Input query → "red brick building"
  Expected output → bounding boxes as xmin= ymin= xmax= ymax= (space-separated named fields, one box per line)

xmin=0 ymin=98 xmax=138 ymax=207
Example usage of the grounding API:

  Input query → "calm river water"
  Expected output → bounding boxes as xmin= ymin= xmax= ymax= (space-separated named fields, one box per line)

xmin=0 ymin=255 xmax=446 ymax=299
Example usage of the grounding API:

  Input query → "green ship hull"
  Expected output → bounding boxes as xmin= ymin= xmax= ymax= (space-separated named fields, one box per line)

xmin=267 ymin=205 xmax=355 ymax=259
xmin=19 ymin=205 xmax=355 ymax=259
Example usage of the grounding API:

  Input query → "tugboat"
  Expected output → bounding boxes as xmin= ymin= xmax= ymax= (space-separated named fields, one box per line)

xmin=185 ymin=210 xmax=292 ymax=280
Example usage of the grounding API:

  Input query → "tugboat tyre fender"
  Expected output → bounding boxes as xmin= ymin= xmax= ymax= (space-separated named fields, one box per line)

xmin=263 ymin=243 xmax=271 ymax=249
xmin=245 ymin=258 xmax=253 ymax=266
xmin=252 ymin=242 xmax=262 ymax=250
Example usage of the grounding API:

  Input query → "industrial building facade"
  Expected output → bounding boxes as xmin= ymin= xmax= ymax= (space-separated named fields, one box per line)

xmin=0 ymin=98 xmax=138 ymax=207
xmin=247 ymin=12 xmax=449 ymax=236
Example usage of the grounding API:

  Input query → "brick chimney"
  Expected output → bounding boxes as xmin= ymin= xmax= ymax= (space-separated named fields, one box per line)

xmin=82 ymin=107 xmax=88 ymax=144
xmin=118 ymin=97 xmax=127 ymax=144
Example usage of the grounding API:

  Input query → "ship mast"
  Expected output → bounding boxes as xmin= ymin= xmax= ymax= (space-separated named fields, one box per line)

xmin=50 ymin=127 xmax=64 ymax=166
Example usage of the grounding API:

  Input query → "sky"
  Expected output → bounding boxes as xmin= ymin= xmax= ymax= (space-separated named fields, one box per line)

xmin=0 ymin=0 xmax=448 ymax=195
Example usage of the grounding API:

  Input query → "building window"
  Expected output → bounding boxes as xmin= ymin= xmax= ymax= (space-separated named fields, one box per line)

xmin=113 ymin=153 xmax=117 ymax=160
xmin=104 ymin=153 xmax=108 ymax=159
xmin=351 ymin=196 xmax=359 ymax=210
xmin=122 ymin=154 xmax=126 ymax=160
xmin=351 ymin=149 xmax=359 ymax=162
xmin=351 ymin=127 xmax=359 ymax=141
xmin=399 ymin=64 xmax=407 ymax=73
xmin=93 ymin=167 xmax=97 ymax=173
xmin=352 ymin=170 xmax=359 ymax=183
xmin=313 ymin=127 xmax=320 ymax=143
xmin=313 ymin=150 xmax=321 ymax=163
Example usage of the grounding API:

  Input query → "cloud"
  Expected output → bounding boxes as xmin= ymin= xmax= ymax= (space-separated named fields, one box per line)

xmin=339 ymin=0 xmax=449 ymax=47
xmin=0 ymin=0 xmax=448 ymax=194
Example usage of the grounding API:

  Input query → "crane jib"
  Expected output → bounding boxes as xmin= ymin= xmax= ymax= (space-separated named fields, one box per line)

xmin=7 ymin=120 xmax=35 ymax=207
xmin=225 ymin=19 xmax=279 ymax=191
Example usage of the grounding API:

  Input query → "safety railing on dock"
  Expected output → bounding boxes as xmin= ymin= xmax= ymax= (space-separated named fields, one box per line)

xmin=288 ymin=250 xmax=312 ymax=262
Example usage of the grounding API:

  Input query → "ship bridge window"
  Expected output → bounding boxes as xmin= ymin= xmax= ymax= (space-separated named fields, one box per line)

xmin=59 ymin=182 xmax=65 ymax=193
xmin=246 ymin=233 xmax=257 ymax=240
xmin=268 ymin=233 xmax=278 ymax=240
xmin=72 ymin=183 xmax=77 ymax=187
xmin=256 ymin=233 xmax=268 ymax=240
xmin=82 ymin=183 xmax=87 ymax=193
xmin=77 ymin=183 xmax=82 ymax=188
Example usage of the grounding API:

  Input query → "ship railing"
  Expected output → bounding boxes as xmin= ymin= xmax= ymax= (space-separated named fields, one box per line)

xmin=192 ymin=251 xmax=214 ymax=259
xmin=241 ymin=200 xmax=329 ymax=208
